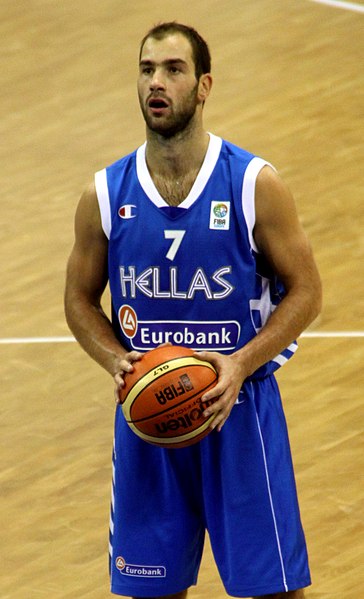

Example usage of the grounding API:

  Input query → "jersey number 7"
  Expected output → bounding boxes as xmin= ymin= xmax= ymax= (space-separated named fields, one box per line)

xmin=164 ymin=230 xmax=186 ymax=261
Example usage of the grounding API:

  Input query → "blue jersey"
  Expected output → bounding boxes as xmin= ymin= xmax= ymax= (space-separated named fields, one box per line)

xmin=95 ymin=133 xmax=297 ymax=380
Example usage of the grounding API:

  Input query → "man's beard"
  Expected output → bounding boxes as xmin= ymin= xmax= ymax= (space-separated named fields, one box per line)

xmin=140 ymin=84 xmax=199 ymax=139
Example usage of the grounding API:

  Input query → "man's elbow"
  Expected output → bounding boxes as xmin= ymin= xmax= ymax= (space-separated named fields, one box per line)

xmin=307 ymin=275 xmax=323 ymax=328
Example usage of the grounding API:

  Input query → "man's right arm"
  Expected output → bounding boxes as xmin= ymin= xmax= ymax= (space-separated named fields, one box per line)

xmin=64 ymin=182 xmax=141 ymax=378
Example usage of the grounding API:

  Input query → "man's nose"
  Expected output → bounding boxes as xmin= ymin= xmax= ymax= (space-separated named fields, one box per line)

xmin=150 ymin=68 xmax=166 ymax=91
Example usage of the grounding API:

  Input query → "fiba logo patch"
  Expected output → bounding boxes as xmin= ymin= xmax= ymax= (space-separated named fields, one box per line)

xmin=209 ymin=201 xmax=230 ymax=230
xmin=119 ymin=305 xmax=138 ymax=338
xmin=214 ymin=203 xmax=228 ymax=218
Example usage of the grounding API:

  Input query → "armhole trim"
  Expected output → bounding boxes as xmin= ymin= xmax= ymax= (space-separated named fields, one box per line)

xmin=242 ymin=158 xmax=275 ymax=252
xmin=95 ymin=169 xmax=111 ymax=239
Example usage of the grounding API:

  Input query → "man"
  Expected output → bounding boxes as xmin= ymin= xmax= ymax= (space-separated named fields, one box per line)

xmin=64 ymin=22 xmax=322 ymax=599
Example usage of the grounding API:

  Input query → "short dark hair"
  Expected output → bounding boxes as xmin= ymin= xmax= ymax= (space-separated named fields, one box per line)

xmin=139 ymin=22 xmax=211 ymax=79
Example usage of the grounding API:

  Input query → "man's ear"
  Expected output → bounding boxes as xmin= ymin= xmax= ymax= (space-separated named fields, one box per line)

xmin=198 ymin=73 xmax=213 ymax=103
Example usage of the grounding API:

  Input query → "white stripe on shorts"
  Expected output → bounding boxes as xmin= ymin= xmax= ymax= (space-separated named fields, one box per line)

xmin=255 ymin=409 xmax=289 ymax=592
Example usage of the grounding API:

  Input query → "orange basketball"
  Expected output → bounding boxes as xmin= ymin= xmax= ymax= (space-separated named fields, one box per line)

xmin=119 ymin=345 xmax=218 ymax=448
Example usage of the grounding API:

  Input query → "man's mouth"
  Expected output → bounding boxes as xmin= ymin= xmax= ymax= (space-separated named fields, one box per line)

xmin=148 ymin=97 xmax=169 ymax=112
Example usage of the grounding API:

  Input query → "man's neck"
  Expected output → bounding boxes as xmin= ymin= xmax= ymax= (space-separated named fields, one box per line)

xmin=143 ymin=124 xmax=210 ymax=206
xmin=145 ymin=123 xmax=210 ymax=181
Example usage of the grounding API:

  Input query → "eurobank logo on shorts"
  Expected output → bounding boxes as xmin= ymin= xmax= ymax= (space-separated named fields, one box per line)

xmin=116 ymin=556 xmax=166 ymax=578
xmin=118 ymin=305 xmax=240 ymax=351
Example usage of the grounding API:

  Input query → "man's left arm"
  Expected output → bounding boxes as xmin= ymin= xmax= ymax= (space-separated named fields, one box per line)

xmin=199 ymin=165 xmax=322 ymax=430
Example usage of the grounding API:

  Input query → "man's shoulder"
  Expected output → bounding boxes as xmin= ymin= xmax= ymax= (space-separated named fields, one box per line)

xmin=98 ymin=146 xmax=140 ymax=174
xmin=219 ymin=137 xmax=257 ymax=163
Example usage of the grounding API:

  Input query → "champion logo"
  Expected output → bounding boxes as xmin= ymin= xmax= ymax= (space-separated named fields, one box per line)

xmin=118 ymin=305 xmax=138 ymax=338
xmin=118 ymin=204 xmax=137 ymax=219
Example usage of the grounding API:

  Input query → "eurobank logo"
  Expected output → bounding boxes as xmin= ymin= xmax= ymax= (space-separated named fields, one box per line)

xmin=119 ymin=305 xmax=138 ymax=338
xmin=117 ymin=305 xmax=240 ymax=351
xmin=115 ymin=556 xmax=166 ymax=578
xmin=127 ymin=319 xmax=240 ymax=351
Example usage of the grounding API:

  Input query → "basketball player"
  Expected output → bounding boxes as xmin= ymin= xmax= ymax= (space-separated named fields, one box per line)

xmin=64 ymin=22 xmax=322 ymax=599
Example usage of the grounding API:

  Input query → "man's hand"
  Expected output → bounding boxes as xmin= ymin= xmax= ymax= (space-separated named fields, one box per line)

xmin=114 ymin=350 xmax=143 ymax=404
xmin=194 ymin=351 xmax=247 ymax=432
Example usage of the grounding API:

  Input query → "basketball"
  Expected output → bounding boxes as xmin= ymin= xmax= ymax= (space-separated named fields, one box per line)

xmin=119 ymin=345 xmax=218 ymax=448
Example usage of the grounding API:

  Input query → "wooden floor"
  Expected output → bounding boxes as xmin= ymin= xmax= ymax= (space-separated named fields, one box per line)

xmin=1 ymin=0 xmax=363 ymax=597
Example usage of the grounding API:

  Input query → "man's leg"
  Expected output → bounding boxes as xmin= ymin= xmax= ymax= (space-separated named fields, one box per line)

xmin=133 ymin=592 xmax=188 ymax=599
xmin=254 ymin=589 xmax=305 ymax=599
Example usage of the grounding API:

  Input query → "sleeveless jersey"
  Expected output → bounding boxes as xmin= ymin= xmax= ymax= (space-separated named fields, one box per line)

xmin=95 ymin=133 xmax=297 ymax=379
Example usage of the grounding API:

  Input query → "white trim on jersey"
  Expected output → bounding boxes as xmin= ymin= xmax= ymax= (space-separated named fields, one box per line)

xmin=272 ymin=355 xmax=289 ymax=366
xmin=109 ymin=512 xmax=114 ymax=535
xmin=136 ymin=133 xmax=223 ymax=209
xmin=95 ymin=168 xmax=112 ymax=239
xmin=249 ymin=277 xmax=272 ymax=332
xmin=272 ymin=343 xmax=298 ymax=366
xmin=241 ymin=157 xmax=275 ymax=253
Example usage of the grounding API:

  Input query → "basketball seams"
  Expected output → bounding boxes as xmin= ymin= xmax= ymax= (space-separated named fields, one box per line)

xmin=121 ymin=356 xmax=216 ymax=419
xmin=126 ymin=413 xmax=215 ymax=447
xmin=128 ymin=377 xmax=217 ymax=423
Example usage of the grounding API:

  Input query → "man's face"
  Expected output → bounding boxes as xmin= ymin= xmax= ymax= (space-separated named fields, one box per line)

xmin=137 ymin=33 xmax=200 ymax=138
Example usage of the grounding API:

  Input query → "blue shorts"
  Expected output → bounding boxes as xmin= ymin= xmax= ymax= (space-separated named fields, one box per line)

xmin=109 ymin=376 xmax=311 ymax=597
